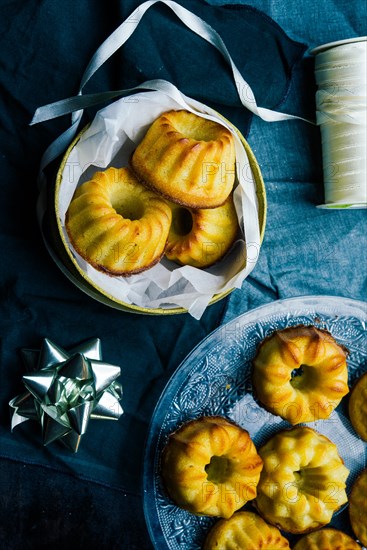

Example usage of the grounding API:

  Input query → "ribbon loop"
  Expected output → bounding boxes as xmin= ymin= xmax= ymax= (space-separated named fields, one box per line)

xmin=32 ymin=0 xmax=312 ymax=183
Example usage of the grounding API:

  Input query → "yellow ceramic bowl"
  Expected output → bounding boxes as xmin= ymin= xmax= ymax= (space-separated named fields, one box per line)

xmin=50 ymin=118 xmax=266 ymax=315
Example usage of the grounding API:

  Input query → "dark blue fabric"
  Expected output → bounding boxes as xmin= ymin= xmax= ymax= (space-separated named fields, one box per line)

xmin=218 ymin=1 xmax=367 ymax=323
xmin=1 ymin=0 xmax=365 ymax=548
xmin=1 ymin=0 xmax=304 ymax=490
xmin=0 ymin=1 xmax=307 ymax=548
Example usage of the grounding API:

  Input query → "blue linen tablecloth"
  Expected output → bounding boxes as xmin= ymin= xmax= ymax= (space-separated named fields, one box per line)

xmin=0 ymin=0 xmax=366 ymax=548
xmin=218 ymin=0 xmax=367 ymax=323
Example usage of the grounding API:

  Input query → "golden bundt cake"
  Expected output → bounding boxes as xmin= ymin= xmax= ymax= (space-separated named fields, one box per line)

xmin=131 ymin=110 xmax=236 ymax=208
xmin=252 ymin=325 xmax=349 ymax=424
xmin=165 ymin=194 xmax=239 ymax=268
xmin=349 ymin=468 xmax=367 ymax=546
xmin=202 ymin=511 xmax=290 ymax=550
xmin=348 ymin=371 xmax=367 ymax=441
xmin=161 ymin=416 xmax=263 ymax=519
xmin=293 ymin=528 xmax=360 ymax=550
xmin=255 ymin=426 xmax=349 ymax=534
xmin=65 ymin=167 xmax=172 ymax=276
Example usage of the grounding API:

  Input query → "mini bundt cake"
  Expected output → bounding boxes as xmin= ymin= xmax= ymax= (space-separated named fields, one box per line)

xmin=161 ymin=416 xmax=263 ymax=518
xmin=293 ymin=528 xmax=361 ymax=550
xmin=255 ymin=426 xmax=349 ymax=534
xmin=252 ymin=325 xmax=349 ymax=424
xmin=165 ymin=194 xmax=239 ymax=268
xmin=65 ymin=167 xmax=172 ymax=276
xmin=202 ymin=511 xmax=290 ymax=550
xmin=348 ymin=371 xmax=367 ymax=441
xmin=349 ymin=468 xmax=367 ymax=546
xmin=131 ymin=110 xmax=236 ymax=209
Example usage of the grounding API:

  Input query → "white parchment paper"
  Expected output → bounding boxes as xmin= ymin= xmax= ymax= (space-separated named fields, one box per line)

xmin=58 ymin=83 xmax=261 ymax=319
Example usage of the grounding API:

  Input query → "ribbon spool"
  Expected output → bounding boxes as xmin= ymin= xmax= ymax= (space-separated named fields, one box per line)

xmin=311 ymin=37 xmax=367 ymax=209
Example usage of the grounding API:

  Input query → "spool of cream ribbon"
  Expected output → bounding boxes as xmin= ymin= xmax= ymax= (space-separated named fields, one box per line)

xmin=311 ymin=37 xmax=367 ymax=209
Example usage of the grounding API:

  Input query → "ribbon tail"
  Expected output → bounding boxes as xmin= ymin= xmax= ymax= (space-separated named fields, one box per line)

xmin=30 ymin=80 xmax=177 ymax=125
xmin=31 ymin=90 xmax=132 ymax=125
xmin=36 ymin=118 xmax=81 ymax=189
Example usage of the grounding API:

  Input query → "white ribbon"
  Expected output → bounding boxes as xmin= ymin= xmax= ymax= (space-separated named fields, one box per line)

xmin=32 ymin=0 xmax=311 ymax=185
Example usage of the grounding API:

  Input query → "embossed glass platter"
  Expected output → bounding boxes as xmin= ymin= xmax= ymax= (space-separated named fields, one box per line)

xmin=143 ymin=296 xmax=367 ymax=549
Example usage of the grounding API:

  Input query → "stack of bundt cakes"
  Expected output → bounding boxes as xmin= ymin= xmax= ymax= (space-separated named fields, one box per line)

xmin=161 ymin=416 xmax=263 ymax=518
xmin=349 ymin=468 xmax=367 ymax=546
xmin=254 ymin=426 xmax=349 ymax=533
xmin=348 ymin=371 xmax=367 ymax=441
xmin=165 ymin=196 xmax=238 ymax=268
xmin=252 ymin=325 xmax=349 ymax=424
xmin=202 ymin=511 xmax=291 ymax=549
xmin=65 ymin=167 xmax=172 ymax=276
xmin=158 ymin=324 xmax=367 ymax=548
xmin=65 ymin=109 xmax=239 ymax=275
xmin=131 ymin=110 xmax=236 ymax=208
xmin=293 ymin=528 xmax=361 ymax=550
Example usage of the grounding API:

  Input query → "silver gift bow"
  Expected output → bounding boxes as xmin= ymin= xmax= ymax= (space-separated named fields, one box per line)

xmin=9 ymin=338 xmax=123 ymax=452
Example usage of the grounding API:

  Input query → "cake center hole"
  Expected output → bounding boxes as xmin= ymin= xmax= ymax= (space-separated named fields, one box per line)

xmin=172 ymin=207 xmax=193 ymax=236
xmin=113 ymin=197 xmax=144 ymax=221
xmin=291 ymin=365 xmax=304 ymax=378
xmin=172 ymin=115 xmax=218 ymax=141
xmin=290 ymin=365 xmax=306 ymax=388
xmin=205 ymin=456 xmax=230 ymax=484
xmin=294 ymin=470 xmax=307 ymax=489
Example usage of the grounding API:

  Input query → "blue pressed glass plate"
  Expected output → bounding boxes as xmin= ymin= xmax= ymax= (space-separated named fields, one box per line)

xmin=143 ymin=296 xmax=367 ymax=549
